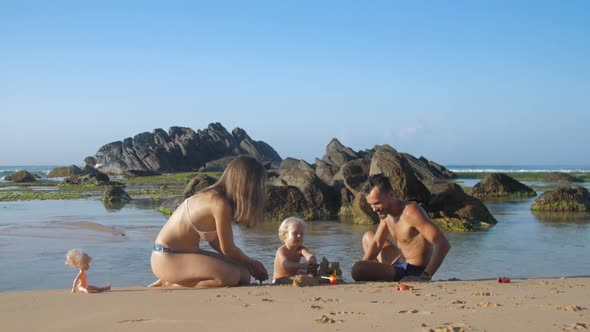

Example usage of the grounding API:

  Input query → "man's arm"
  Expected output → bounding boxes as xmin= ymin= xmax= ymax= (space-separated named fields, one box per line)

xmin=362 ymin=220 xmax=390 ymax=261
xmin=407 ymin=204 xmax=451 ymax=279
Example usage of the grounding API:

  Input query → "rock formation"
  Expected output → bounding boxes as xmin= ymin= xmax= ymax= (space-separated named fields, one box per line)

xmin=531 ymin=186 xmax=590 ymax=212
xmin=81 ymin=123 xmax=282 ymax=175
xmin=471 ymin=173 xmax=537 ymax=199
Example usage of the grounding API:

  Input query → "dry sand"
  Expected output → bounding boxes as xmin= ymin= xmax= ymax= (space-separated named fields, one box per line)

xmin=1 ymin=278 xmax=589 ymax=332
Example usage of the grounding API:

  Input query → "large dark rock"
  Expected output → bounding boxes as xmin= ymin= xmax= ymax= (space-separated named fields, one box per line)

xmin=315 ymin=158 xmax=338 ymax=185
xmin=65 ymin=171 xmax=110 ymax=185
xmin=543 ymin=172 xmax=584 ymax=183
xmin=322 ymin=138 xmax=360 ymax=168
xmin=401 ymin=154 xmax=456 ymax=182
xmin=369 ymin=145 xmax=431 ymax=204
xmin=531 ymin=186 xmax=590 ymax=212
xmin=337 ymin=186 xmax=355 ymax=216
xmin=181 ymin=174 xmax=217 ymax=201
xmin=471 ymin=173 xmax=537 ymax=199
xmin=422 ymin=158 xmax=457 ymax=179
xmin=5 ymin=170 xmax=37 ymax=183
xmin=198 ymin=156 xmax=237 ymax=172
xmin=273 ymin=162 xmax=340 ymax=220
xmin=48 ymin=165 xmax=88 ymax=178
xmin=332 ymin=159 xmax=370 ymax=196
xmin=159 ymin=173 xmax=219 ymax=211
xmin=264 ymin=185 xmax=314 ymax=221
xmin=426 ymin=183 xmax=498 ymax=231
xmin=102 ymin=185 xmax=132 ymax=203
xmin=86 ymin=123 xmax=282 ymax=175
xmin=278 ymin=158 xmax=314 ymax=176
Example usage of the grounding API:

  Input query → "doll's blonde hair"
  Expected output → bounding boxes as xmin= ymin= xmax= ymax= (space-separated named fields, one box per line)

xmin=65 ymin=249 xmax=92 ymax=269
xmin=278 ymin=217 xmax=306 ymax=243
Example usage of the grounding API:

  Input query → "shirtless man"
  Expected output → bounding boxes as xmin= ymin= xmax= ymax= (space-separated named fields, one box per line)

xmin=351 ymin=174 xmax=450 ymax=282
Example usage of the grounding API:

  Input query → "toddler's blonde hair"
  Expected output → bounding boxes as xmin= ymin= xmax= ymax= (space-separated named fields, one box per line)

xmin=65 ymin=249 xmax=92 ymax=269
xmin=278 ymin=217 xmax=306 ymax=243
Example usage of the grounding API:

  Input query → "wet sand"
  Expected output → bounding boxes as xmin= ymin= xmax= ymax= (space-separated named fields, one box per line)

xmin=1 ymin=277 xmax=588 ymax=332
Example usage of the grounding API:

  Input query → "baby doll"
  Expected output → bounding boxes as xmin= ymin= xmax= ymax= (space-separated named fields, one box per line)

xmin=65 ymin=249 xmax=111 ymax=293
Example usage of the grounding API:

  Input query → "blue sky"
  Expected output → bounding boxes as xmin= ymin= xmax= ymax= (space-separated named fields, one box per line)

xmin=1 ymin=1 xmax=588 ymax=166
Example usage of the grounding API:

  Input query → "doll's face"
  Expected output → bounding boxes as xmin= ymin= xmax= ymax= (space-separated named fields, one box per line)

xmin=285 ymin=223 xmax=305 ymax=248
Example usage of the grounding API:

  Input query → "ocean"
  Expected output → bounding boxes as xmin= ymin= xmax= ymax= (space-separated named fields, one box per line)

xmin=447 ymin=164 xmax=590 ymax=173
xmin=0 ymin=165 xmax=58 ymax=182
xmin=1 ymin=165 xmax=589 ymax=292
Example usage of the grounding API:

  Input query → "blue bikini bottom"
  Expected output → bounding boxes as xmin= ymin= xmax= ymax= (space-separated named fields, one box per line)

xmin=153 ymin=244 xmax=181 ymax=253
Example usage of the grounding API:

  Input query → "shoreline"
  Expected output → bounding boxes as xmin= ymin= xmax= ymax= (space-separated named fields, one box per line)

xmin=1 ymin=278 xmax=588 ymax=331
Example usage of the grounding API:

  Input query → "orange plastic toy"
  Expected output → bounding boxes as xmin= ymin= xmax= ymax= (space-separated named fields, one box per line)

xmin=395 ymin=284 xmax=414 ymax=291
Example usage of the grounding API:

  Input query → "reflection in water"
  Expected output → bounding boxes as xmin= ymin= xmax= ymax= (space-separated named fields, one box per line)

xmin=1 ymin=197 xmax=590 ymax=291
xmin=103 ymin=201 xmax=127 ymax=211
xmin=531 ymin=210 xmax=590 ymax=224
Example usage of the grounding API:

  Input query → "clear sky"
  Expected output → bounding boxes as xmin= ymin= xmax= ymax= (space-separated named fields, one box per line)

xmin=1 ymin=1 xmax=588 ymax=166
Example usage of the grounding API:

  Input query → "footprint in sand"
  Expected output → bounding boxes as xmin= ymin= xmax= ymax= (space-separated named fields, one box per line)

xmin=477 ymin=302 xmax=501 ymax=308
xmin=450 ymin=300 xmax=467 ymax=309
xmin=334 ymin=311 xmax=367 ymax=316
xmin=118 ymin=319 xmax=148 ymax=324
xmin=314 ymin=315 xmax=343 ymax=324
xmin=424 ymin=322 xmax=471 ymax=332
xmin=559 ymin=305 xmax=586 ymax=312
xmin=561 ymin=322 xmax=589 ymax=331
xmin=310 ymin=304 xmax=323 ymax=310
xmin=307 ymin=297 xmax=339 ymax=303
xmin=471 ymin=291 xmax=496 ymax=296
xmin=261 ymin=298 xmax=274 ymax=302
xmin=399 ymin=309 xmax=431 ymax=315
xmin=249 ymin=291 xmax=269 ymax=296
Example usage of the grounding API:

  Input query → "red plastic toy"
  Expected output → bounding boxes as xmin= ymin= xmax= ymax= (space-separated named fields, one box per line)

xmin=497 ymin=277 xmax=511 ymax=283
xmin=395 ymin=284 xmax=414 ymax=291
xmin=321 ymin=274 xmax=339 ymax=285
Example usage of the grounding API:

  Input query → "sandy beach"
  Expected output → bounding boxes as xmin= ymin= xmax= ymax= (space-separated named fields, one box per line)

xmin=1 ymin=278 xmax=588 ymax=332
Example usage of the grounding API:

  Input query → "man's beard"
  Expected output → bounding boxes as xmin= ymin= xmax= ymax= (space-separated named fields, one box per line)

xmin=377 ymin=208 xmax=389 ymax=219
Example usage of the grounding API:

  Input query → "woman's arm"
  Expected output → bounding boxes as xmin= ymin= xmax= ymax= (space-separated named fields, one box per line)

xmin=213 ymin=198 xmax=268 ymax=281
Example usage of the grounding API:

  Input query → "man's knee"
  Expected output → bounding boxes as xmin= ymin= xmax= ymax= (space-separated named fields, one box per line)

xmin=351 ymin=261 xmax=371 ymax=281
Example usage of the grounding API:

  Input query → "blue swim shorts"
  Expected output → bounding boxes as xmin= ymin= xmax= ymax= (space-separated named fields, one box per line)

xmin=392 ymin=262 xmax=425 ymax=281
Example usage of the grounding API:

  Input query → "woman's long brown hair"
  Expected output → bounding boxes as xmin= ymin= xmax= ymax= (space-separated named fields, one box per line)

xmin=201 ymin=155 xmax=266 ymax=227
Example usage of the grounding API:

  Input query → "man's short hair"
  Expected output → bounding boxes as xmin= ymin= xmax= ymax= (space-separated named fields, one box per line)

xmin=362 ymin=174 xmax=393 ymax=195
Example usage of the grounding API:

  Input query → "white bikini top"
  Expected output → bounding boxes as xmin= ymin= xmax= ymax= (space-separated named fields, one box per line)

xmin=185 ymin=198 xmax=218 ymax=242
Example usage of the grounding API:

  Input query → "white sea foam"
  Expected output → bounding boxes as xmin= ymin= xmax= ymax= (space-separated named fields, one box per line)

xmin=451 ymin=169 xmax=590 ymax=173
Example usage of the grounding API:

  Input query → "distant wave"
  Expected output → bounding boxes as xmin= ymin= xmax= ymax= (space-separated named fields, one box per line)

xmin=0 ymin=165 xmax=60 ymax=183
xmin=448 ymin=166 xmax=590 ymax=173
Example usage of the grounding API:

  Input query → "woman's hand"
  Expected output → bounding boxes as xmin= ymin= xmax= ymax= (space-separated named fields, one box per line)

xmin=248 ymin=259 xmax=268 ymax=282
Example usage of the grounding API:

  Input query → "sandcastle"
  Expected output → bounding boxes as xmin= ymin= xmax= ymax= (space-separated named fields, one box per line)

xmin=291 ymin=257 xmax=342 ymax=287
